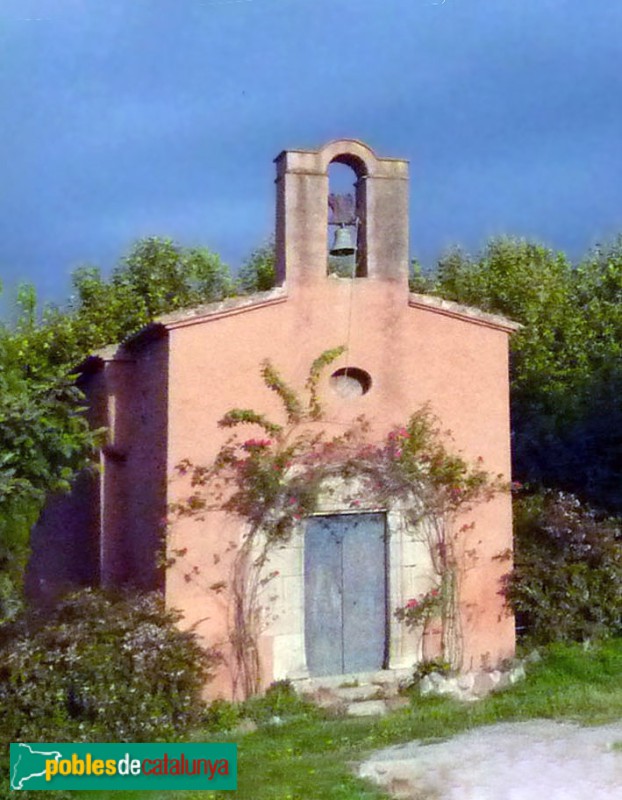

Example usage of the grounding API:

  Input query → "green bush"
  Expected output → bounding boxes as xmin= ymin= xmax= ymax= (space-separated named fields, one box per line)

xmin=242 ymin=680 xmax=320 ymax=726
xmin=203 ymin=698 xmax=243 ymax=732
xmin=202 ymin=681 xmax=321 ymax=733
xmin=0 ymin=589 xmax=218 ymax=744
xmin=413 ymin=658 xmax=453 ymax=682
xmin=504 ymin=491 xmax=622 ymax=643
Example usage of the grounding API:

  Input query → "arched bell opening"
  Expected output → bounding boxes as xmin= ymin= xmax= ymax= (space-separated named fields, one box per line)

xmin=327 ymin=159 xmax=367 ymax=278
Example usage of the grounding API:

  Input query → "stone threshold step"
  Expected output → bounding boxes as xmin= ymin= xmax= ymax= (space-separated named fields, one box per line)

xmin=293 ymin=667 xmax=413 ymax=694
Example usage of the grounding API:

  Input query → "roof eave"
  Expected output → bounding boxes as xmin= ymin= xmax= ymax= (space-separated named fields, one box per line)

xmin=408 ymin=293 xmax=522 ymax=333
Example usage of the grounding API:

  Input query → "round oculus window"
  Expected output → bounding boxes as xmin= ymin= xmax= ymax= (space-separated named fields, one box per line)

xmin=329 ymin=367 xmax=372 ymax=398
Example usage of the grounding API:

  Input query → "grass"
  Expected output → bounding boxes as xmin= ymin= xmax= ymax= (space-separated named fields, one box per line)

xmin=85 ymin=638 xmax=622 ymax=800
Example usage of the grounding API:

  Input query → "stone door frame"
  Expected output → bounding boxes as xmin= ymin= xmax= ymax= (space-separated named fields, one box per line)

xmin=262 ymin=485 xmax=436 ymax=682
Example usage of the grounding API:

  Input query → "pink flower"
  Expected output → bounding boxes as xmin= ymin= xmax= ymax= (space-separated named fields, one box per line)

xmin=242 ymin=438 xmax=272 ymax=451
xmin=406 ymin=598 xmax=419 ymax=609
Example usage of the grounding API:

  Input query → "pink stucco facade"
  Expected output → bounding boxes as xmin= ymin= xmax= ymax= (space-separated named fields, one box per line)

xmin=30 ymin=140 xmax=518 ymax=698
xmin=160 ymin=280 xmax=517 ymax=693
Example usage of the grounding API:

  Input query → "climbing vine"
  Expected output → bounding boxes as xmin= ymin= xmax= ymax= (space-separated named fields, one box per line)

xmin=170 ymin=349 xmax=504 ymax=697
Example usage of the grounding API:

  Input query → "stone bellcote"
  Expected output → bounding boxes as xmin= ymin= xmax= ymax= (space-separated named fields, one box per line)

xmin=274 ymin=139 xmax=409 ymax=287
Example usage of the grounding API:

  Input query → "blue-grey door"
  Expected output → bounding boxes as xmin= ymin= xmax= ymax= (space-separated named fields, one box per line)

xmin=304 ymin=513 xmax=387 ymax=676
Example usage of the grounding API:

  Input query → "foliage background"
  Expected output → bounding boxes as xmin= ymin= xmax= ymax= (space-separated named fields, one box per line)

xmin=413 ymin=237 xmax=622 ymax=513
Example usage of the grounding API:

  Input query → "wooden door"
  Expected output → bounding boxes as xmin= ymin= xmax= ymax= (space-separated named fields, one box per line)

xmin=304 ymin=513 xmax=387 ymax=677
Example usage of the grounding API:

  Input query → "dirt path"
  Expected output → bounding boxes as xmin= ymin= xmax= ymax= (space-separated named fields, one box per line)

xmin=359 ymin=720 xmax=622 ymax=800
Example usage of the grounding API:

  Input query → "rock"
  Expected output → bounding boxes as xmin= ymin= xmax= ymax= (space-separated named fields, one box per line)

xmin=489 ymin=670 xmax=502 ymax=686
xmin=496 ymin=671 xmax=511 ymax=690
xmin=457 ymin=672 xmax=475 ymax=691
xmin=510 ymin=663 xmax=526 ymax=684
xmin=300 ymin=660 xmax=527 ymax=709
xmin=370 ymin=668 xmax=412 ymax=684
xmin=347 ymin=700 xmax=387 ymax=717
xmin=434 ymin=680 xmax=456 ymax=696
xmin=234 ymin=719 xmax=258 ymax=734
xmin=428 ymin=671 xmax=446 ymax=686
xmin=472 ymin=672 xmax=497 ymax=696
xmin=305 ymin=687 xmax=347 ymax=713
xmin=370 ymin=673 xmax=394 ymax=688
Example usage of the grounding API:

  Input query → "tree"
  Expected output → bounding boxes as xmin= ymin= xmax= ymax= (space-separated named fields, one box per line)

xmin=238 ymin=240 xmax=276 ymax=294
xmin=0 ymin=238 xmax=236 ymax=619
xmin=0 ymin=309 xmax=99 ymax=619
xmin=430 ymin=237 xmax=622 ymax=511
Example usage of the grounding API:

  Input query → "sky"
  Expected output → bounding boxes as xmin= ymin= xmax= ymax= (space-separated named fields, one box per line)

xmin=2 ymin=0 xmax=622 ymax=312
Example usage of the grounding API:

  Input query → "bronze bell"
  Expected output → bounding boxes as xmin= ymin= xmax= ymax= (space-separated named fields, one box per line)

xmin=330 ymin=225 xmax=356 ymax=256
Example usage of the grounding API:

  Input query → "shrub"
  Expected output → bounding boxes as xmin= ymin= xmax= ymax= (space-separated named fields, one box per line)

xmin=413 ymin=658 xmax=453 ymax=682
xmin=203 ymin=698 xmax=243 ymax=732
xmin=0 ymin=589 xmax=218 ymax=744
xmin=242 ymin=680 xmax=320 ymax=725
xmin=504 ymin=491 xmax=622 ymax=643
xmin=202 ymin=680 xmax=321 ymax=733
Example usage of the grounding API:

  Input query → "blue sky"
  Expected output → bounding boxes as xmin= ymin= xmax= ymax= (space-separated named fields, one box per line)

xmin=2 ymin=0 xmax=622 ymax=310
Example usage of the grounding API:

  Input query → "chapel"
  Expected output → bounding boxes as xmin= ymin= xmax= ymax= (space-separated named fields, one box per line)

xmin=29 ymin=139 xmax=518 ymax=697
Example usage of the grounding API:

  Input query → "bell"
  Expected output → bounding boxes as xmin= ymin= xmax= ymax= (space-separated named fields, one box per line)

xmin=330 ymin=225 xmax=356 ymax=256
